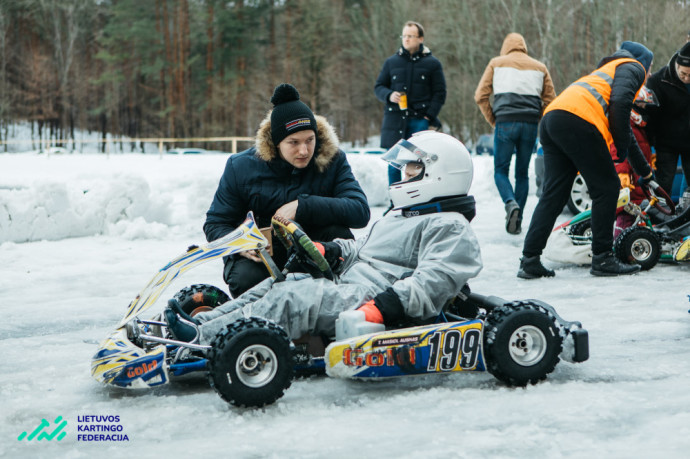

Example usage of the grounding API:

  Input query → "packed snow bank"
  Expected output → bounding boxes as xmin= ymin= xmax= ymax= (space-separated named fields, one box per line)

xmin=0 ymin=152 xmax=394 ymax=243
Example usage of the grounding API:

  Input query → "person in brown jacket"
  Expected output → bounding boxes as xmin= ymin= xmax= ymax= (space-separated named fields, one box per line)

xmin=475 ymin=33 xmax=556 ymax=234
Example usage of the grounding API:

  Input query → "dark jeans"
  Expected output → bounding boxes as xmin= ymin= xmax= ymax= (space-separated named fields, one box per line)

xmin=655 ymin=148 xmax=690 ymax=195
xmin=387 ymin=117 xmax=430 ymax=184
xmin=493 ymin=121 xmax=538 ymax=211
xmin=223 ymin=224 xmax=355 ymax=298
xmin=523 ymin=110 xmax=620 ymax=258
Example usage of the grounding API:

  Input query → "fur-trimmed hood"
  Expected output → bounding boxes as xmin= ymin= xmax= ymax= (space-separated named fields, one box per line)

xmin=254 ymin=113 xmax=340 ymax=173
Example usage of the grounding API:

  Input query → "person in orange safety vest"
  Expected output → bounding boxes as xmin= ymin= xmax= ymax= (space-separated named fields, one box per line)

xmin=519 ymin=41 xmax=655 ymax=279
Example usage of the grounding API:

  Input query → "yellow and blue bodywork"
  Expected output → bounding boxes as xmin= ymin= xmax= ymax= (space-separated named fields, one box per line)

xmin=91 ymin=212 xmax=268 ymax=389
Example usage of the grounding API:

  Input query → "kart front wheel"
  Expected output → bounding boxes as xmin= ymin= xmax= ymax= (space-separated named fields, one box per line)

xmin=484 ymin=302 xmax=563 ymax=386
xmin=208 ymin=317 xmax=293 ymax=408
xmin=174 ymin=284 xmax=230 ymax=316
xmin=614 ymin=226 xmax=660 ymax=270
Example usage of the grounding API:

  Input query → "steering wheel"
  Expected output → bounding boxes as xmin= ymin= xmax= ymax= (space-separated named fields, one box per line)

xmin=641 ymin=181 xmax=676 ymax=216
xmin=271 ymin=216 xmax=334 ymax=280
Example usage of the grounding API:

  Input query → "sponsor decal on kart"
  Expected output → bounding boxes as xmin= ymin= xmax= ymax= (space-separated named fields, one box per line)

xmin=325 ymin=319 xmax=485 ymax=378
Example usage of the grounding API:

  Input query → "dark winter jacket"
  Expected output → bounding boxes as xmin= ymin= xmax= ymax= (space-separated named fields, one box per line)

xmin=645 ymin=52 xmax=690 ymax=154
xmin=374 ymin=44 xmax=446 ymax=148
xmin=474 ymin=33 xmax=556 ymax=127
xmin=204 ymin=114 xmax=370 ymax=242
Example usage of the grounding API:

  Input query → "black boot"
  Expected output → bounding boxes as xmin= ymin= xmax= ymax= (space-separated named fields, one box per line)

xmin=164 ymin=299 xmax=200 ymax=343
xmin=517 ymin=255 xmax=555 ymax=279
xmin=590 ymin=251 xmax=641 ymax=276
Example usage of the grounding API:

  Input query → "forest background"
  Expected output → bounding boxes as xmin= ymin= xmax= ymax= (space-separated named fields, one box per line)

xmin=0 ymin=0 xmax=687 ymax=152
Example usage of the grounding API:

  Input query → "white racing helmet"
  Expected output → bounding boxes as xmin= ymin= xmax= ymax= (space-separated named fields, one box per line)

xmin=384 ymin=131 xmax=474 ymax=211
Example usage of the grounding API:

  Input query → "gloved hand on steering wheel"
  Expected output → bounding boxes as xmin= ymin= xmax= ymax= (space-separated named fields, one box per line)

xmin=637 ymin=171 xmax=655 ymax=188
xmin=314 ymin=241 xmax=344 ymax=273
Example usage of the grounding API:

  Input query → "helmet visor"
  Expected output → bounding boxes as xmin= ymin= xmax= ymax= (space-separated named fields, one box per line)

xmin=382 ymin=138 xmax=431 ymax=170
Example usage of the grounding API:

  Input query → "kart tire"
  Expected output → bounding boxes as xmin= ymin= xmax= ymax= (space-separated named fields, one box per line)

xmin=614 ymin=226 xmax=660 ymax=270
xmin=173 ymin=284 xmax=230 ymax=316
xmin=484 ymin=301 xmax=563 ymax=386
xmin=208 ymin=317 xmax=293 ymax=408
xmin=569 ymin=220 xmax=592 ymax=238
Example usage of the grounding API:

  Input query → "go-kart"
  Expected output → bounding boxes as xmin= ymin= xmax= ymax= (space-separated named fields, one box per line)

xmin=92 ymin=212 xmax=589 ymax=408
xmin=546 ymin=181 xmax=690 ymax=269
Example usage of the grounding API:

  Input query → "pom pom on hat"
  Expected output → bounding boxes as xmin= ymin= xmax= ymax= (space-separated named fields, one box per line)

xmin=269 ymin=83 xmax=317 ymax=147
xmin=271 ymin=83 xmax=300 ymax=106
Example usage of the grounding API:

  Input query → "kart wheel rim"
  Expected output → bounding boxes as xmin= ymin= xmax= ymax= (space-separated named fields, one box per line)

xmin=631 ymin=238 xmax=653 ymax=261
xmin=571 ymin=176 xmax=591 ymax=212
xmin=508 ymin=325 xmax=547 ymax=366
xmin=235 ymin=344 xmax=278 ymax=388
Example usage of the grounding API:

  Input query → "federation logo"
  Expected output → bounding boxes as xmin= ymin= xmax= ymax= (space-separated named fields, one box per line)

xmin=18 ymin=416 xmax=67 ymax=441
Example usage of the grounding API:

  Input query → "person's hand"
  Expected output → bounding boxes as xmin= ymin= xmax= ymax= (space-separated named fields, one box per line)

xmin=274 ymin=200 xmax=298 ymax=221
xmin=637 ymin=172 xmax=655 ymax=187
xmin=238 ymin=249 xmax=263 ymax=263
xmin=357 ymin=300 xmax=384 ymax=324
xmin=389 ymin=91 xmax=402 ymax=103
xmin=314 ymin=241 xmax=344 ymax=271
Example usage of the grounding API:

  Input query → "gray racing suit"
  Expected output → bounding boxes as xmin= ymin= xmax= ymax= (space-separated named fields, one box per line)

xmin=194 ymin=212 xmax=483 ymax=344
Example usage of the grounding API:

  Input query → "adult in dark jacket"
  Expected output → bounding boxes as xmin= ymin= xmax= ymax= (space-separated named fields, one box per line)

xmin=645 ymin=42 xmax=690 ymax=193
xmin=204 ymin=83 xmax=370 ymax=297
xmin=519 ymin=41 xmax=655 ymax=279
xmin=375 ymin=21 xmax=446 ymax=184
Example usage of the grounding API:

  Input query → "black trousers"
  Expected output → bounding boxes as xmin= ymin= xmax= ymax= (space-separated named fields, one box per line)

xmin=523 ymin=110 xmax=620 ymax=258
xmin=655 ymin=147 xmax=690 ymax=196
xmin=223 ymin=224 xmax=355 ymax=298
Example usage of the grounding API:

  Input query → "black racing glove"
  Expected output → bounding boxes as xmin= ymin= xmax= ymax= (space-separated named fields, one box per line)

xmin=315 ymin=241 xmax=344 ymax=273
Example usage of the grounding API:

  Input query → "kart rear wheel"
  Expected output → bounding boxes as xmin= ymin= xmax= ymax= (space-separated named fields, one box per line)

xmin=614 ymin=226 xmax=660 ymax=270
xmin=208 ymin=317 xmax=293 ymax=408
xmin=174 ymin=284 xmax=230 ymax=316
xmin=484 ymin=302 xmax=563 ymax=386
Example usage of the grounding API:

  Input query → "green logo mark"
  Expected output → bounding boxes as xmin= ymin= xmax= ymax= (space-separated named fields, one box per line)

xmin=18 ymin=416 xmax=67 ymax=441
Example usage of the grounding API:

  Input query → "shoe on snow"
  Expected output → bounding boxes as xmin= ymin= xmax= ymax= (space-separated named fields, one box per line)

xmin=505 ymin=200 xmax=521 ymax=234
xmin=590 ymin=251 xmax=641 ymax=276
xmin=517 ymin=255 xmax=555 ymax=279
xmin=164 ymin=303 xmax=200 ymax=343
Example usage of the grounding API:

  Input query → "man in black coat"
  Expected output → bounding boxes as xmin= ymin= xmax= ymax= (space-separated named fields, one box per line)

xmin=645 ymin=42 xmax=690 ymax=194
xmin=204 ymin=84 xmax=370 ymax=297
xmin=374 ymin=21 xmax=446 ymax=184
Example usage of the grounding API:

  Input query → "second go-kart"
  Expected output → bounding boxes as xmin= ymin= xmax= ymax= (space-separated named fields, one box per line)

xmin=546 ymin=181 xmax=690 ymax=270
xmin=92 ymin=212 xmax=589 ymax=408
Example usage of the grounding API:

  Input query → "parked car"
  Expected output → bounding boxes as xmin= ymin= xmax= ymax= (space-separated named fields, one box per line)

xmin=474 ymin=134 xmax=493 ymax=156
xmin=535 ymin=144 xmax=687 ymax=214
xmin=345 ymin=147 xmax=386 ymax=156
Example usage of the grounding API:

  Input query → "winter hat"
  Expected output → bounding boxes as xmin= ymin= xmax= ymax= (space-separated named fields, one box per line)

xmin=677 ymin=42 xmax=690 ymax=67
xmin=620 ymin=41 xmax=654 ymax=72
xmin=269 ymin=83 xmax=317 ymax=147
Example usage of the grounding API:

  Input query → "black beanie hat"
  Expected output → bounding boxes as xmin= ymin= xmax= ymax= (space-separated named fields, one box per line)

xmin=677 ymin=42 xmax=690 ymax=67
xmin=269 ymin=83 xmax=317 ymax=146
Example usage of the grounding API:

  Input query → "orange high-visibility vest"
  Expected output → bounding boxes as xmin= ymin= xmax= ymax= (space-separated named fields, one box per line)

xmin=544 ymin=58 xmax=644 ymax=149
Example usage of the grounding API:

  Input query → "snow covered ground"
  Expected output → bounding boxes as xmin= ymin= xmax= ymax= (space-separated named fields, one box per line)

xmin=1 ymin=151 xmax=689 ymax=458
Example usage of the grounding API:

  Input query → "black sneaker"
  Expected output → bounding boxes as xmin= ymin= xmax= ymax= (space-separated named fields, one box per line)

xmin=505 ymin=200 xmax=521 ymax=234
xmin=517 ymin=255 xmax=555 ymax=279
xmin=590 ymin=251 xmax=641 ymax=276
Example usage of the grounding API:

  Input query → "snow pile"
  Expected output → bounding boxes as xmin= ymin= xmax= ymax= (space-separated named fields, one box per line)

xmin=0 ymin=152 xmax=392 ymax=243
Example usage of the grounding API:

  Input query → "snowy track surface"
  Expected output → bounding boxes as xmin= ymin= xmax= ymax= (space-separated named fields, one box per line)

xmin=1 ymin=153 xmax=689 ymax=458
